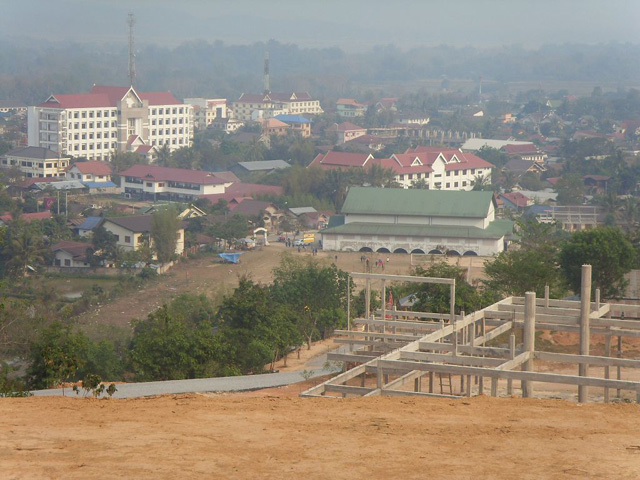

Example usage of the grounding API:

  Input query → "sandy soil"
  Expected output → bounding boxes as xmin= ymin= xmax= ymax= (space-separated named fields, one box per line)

xmin=2 ymin=393 xmax=639 ymax=479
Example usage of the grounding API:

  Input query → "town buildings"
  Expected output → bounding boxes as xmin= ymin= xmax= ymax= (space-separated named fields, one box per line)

xmin=0 ymin=146 xmax=69 ymax=178
xmin=321 ymin=187 xmax=513 ymax=256
xmin=232 ymin=92 xmax=323 ymax=122
xmin=309 ymin=147 xmax=494 ymax=191
xmin=100 ymin=215 xmax=185 ymax=256
xmin=119 ymin=164 xmax=231 ymax=201
xmin=27 ymin=85 xmax=193 ymax=161
xmin=184 ymin=98 xmax=229 ymax=130
xmin=336 ymin=98 xmax=367 ymax=118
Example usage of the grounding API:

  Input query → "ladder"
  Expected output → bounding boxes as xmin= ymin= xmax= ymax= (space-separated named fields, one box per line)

xmin=438 ymin=373 xmax=453 ymax=395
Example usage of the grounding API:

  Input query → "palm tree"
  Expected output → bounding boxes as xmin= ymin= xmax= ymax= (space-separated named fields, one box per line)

xmin=3 ymin=221 xmax=46 ymax=279
xmin=621 ymin=196 xmax=639 ymax=233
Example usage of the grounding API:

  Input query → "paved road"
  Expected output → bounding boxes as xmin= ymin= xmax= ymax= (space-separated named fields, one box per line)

xmin=31 ymin=350 xmax=346 ymax=399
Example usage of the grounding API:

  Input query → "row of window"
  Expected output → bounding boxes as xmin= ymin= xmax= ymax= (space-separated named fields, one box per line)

xmin=69 ymin=131 xmax=117 ymax=141
xmin=445 ymin=168 xmax=482 ymax=177
xmin=150 ymin=107 xmax=187 ymax=115
xmin=70 ymin=142 xmax=117 ymax=151
xmin=2 ymin=160 xmax=67 ymax=169
xmin=71 ymin=110 xmax=117 ymax=119
xmin=68 ymin=121 xmax=117 ymax=130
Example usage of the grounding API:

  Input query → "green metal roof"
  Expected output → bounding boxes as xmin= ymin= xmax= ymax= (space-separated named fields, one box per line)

xmin=341 ymin=187 xmax=495 ymax=218
xmin=322 ymin=219 xmax=514 ymax=240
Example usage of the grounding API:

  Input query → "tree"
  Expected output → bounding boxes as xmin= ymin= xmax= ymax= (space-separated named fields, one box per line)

xmin=151 ymin=206 xmax=181 ymax=263
xmin=89 ymin=226 xmax=119 ymax=266
xmin=26 ymin=321 xmax=88 ymax=390
xmin=559 ymin=227 xmax=636 ymax=299
xmin=555 ymin=173 xmax=585 ymax=205
xmin=1 ymin=219 xmax=46 ymax=279
xmin=212 ymin=214 xmax=249 ymax=248
xmin=484 ymin=220 xmax=568 ymax=298
xmin=129 ymin=305 xmax=219 ymax=381
xmin=271 ymin=254 xmax=349 ymax=348
xmin=411 ymin=262 xmax=495 ymax=315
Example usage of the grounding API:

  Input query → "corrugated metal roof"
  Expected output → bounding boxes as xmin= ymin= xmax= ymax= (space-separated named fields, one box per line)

xmin=237 ymin=160 xmax=291 ymax=171
xmin=322 ymin=219 xmax=514 ymax=240
xmin=289 ymin=207 xmax=317 ymax=216
xmin=341 ymin=187 xmax=494 ymax=218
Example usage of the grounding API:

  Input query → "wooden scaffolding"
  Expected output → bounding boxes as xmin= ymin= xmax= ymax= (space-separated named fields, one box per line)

xmin=302 ymin=266 xmax=640 ymax=402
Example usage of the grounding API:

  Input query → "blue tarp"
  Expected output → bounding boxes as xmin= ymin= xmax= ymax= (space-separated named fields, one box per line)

xmin=218 ymin=253 xmax=242 ymax=264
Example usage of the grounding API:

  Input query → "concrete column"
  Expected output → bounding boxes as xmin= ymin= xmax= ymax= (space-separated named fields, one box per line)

xmin=507 ymin=334 xmax=515 ymax=395
xmin=579 ymin=264 xmax=592 ymax=403
xmin=381 ymin=279 xmax=386 ymax=332
xmin=365 ymin=278 xmax=371 ymax=319
xmin=522 ymin=291 xmax=536 ymax=398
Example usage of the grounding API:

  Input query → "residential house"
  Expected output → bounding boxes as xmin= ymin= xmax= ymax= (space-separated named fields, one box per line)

xmin=376 ymin=98 xmax=398 ymax=112
xmin=119 ymin=164 xmax=231 ymax=201
xmin=211 ymin=117 xmax=244 ymax=133
xmin=336 ymin=98 xmax=367 ymax=118
xmin=67 ymin=160 xmax=119 ymax=193
xmin=321 ymin=187 xmax=514 ymax=256
xmin=1 ymin=146 xmax=69 ymax=178
xmin=583 ymin=175 xmax=610 ymax=195
xmin=273 ymin=114 xmax=311 ymax=137
xmin=233 ymin=160 xmax=291 ymax=176
xmin=73 ymin=216 xmax=103 ymax=237
xmin=51 ymin=241 xmax=93 ymax=268
xmin=27 ymin=85 xmax=193 ymax=161
xmin=260 ymin=117 xmax=291 ymax=137
xmin=331 ymin=122 xmax=367 ymax=144
xmin=228 ymin=199 xmax=282 ymax=232
xmin=100 ymin=215 xmax=185 ymax=256
xmin=308 ymin=151 xmax=374 ymax=170
xmin=498 ymin=192 xmax=533 ymax=211
xmin=502 ymin=143 xmax=546 ymax=163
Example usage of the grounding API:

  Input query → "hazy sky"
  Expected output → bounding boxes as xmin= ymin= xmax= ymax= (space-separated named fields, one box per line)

xmin=3 ymin=0 xmax=640 ymax=51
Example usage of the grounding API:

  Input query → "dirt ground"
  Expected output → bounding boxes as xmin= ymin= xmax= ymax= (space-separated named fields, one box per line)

xmin=78 ymin=242 xmax=488 ymax=328
xmin=2 ymin=392 xmax=640 ymax=479
xmin=6 ymin=247 xmax=640 ymax=478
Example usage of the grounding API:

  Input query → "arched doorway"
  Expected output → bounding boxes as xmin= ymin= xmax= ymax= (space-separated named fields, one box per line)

xmin=393 ymin=248 xmax=408 ymax=254
xmin=253 ymin=227 xmax=269 ymax=246
xmin=359 ymin=247 xmax=373 ymax=252
xmin=447 ymin=250 xmax=461 ymax=256
xmin=463 ymin=250 xmax=478 ymax=256
xmin=410 ymin=249 xmax=425 ymax=254
xmin=376 ymin=247 xmax=391 ymax=253
xmin=428 ymin=249 xmax=443 ymax=255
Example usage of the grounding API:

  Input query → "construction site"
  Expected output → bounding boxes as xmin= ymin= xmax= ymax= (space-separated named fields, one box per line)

xmin=303 ymin=265 xmax=640 ymax=402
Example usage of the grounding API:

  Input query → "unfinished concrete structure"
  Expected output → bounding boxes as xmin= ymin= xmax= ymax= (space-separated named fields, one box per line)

xmin=303 ymin=266 xmax=640 ymax=402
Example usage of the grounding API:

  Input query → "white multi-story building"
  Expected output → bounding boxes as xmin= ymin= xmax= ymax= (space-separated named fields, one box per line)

xmin=233 ymin=92 xmax=323 ymax=122
xmin=27 ymin=85 xmax=193 ymax=161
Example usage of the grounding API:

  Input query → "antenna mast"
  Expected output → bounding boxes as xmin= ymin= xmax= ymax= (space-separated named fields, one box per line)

xmin=127 ymin=13 xmax=137 ymax=87
xmin=263 ymin=51 xmax=270 ymax=95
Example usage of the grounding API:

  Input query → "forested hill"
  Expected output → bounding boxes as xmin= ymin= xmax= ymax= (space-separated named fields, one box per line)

xmin=1 ymin=38 xmax=640 ymax=104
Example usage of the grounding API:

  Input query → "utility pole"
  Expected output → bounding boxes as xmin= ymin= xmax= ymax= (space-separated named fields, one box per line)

xmin=127 ymin=13 xmax=137 ymax=88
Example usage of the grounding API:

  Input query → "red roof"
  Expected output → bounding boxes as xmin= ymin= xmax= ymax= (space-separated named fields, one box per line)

xmin=38 ymin=85 xmax=183 ymax=109
xmin=400 ymin=147 xmax=494 ymax=171
xmin=500 ymin=192 xmax=530 ymax=207
xmin=337 ymin=98 xmax=366 ymax=107
xmin=502 ymin=143 xmax=539 ymax=155
xmin=119 ymin=165 xmax=227 ymax=185
xmin=200 ymin=183 xmax=283 ymax=204
xmin=308 ymin=152 xmax=372 ymax=169
xmin=336 ymin=122 xmax=365 ymax=132
xmin=71 ymin=161 xmax=112 ymax=176
xmin=0 ymin=211 xmax=52 ymax=224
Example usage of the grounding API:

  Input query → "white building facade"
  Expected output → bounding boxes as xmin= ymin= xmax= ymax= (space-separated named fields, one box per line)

xmin=28 ymin=85 xmax=193 ymax=161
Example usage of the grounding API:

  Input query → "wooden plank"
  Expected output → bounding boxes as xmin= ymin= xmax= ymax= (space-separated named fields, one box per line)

xmin=536 ymin=351 xmax=640 ymax=368
xmin=353 ymin=318 xmax=441 ymax=330
xmin=376 ymin=359 xmax=640 ymax=390
xmin=380 ymin=389 xmax=458 ymax=399
xmin=350 ymin=272 xmax=455 ymax=284
xmin=325 ymin=384 xmax=374 ymax=396
xmin=495 ymin=352 xmax=530 ymax=371
xmin=400 ymin=351 xmax=506 ymax=367
xmin=334 ymin=330 xmax=421 ymax=341
xmin=418 ymin=342 xmax=511 ymax=357
xmin=327 ymin=353 xmax=378 ymax=363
